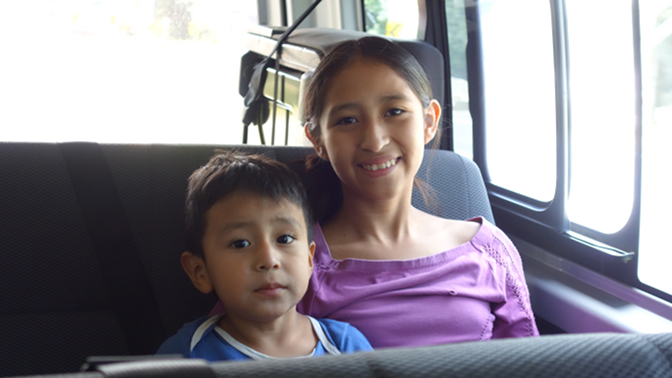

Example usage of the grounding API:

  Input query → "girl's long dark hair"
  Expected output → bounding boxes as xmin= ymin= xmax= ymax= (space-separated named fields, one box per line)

xmin=304 ymin=153 xmax=342 ymax=224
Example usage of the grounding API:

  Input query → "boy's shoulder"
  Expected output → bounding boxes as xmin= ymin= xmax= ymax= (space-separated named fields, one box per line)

xmin=158 ymin=315 xmax=255 ymax=361
xmin=313 ymin=317 xmax=351 ymax=334
xmin=157 ymin=314 xmax=372 ymax=359
xmin=156 ymin=315 xmax=215 ymax=357
xmin=311 ymin=317 xmax=373 ymax=353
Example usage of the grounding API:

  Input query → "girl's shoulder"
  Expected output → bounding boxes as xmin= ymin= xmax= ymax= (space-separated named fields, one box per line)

xmin=461 ymin=216 xmax=516 ymax=250
xmin=416 ymin=212 xmax=481 ymax=249
xmin=462 ymin=217 xmax=526 ymax=278
xmin=418 ymin=214 xmax=519 ymax=261
xmin=424 ymin=213 xmax=508 ymax=242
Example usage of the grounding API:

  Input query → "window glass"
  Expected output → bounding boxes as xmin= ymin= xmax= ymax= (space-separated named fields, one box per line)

xmin=565 ymin=0 xmax=636 ymax=234
xmin=479 ymin=0 xmax=557 ymax=202
xmin=446 ymin=0 xmax=473 ymax=159
xmin=638 ymin=1 xmax=672 ymax=296
xmin=0 ymin=0 xmax=257 ymax=144
xmin=244 ymin=67 xmax=312 ymax=147
xmin=364 ymin=0 xmax=418 ymax=39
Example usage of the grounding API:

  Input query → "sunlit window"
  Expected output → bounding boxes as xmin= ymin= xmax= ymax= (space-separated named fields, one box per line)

xmin=0 ymin=0 xmax=257 ymax=144
xmin=565 ymin=0 xmax=637 ymax=234
xmin=478 ymin=0 xmax=557 ymax=202
xmin=638 ymin=1 xmax=672 ymax=296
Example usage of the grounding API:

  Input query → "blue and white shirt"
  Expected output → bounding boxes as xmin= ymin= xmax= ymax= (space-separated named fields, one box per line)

xmin=157 ymin=315 xmax=373 ymax=361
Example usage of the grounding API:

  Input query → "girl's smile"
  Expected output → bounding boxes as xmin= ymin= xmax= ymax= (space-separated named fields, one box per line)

xmin=360 ymin=157 xmax=400 ymax=172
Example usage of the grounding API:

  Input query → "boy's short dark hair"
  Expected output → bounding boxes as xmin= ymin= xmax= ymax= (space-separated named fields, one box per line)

xmin=185 ymin=150 xmax=313 ymax=258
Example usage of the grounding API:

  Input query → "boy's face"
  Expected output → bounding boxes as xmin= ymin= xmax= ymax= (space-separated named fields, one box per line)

xmin=185 ymin=192 xmax=315 ymax=324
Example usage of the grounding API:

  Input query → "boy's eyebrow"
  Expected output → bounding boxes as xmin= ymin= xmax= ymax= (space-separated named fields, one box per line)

xmin=218 ymin=221 xmax=253 ymax=234
xmin=271 ymin=215 xmax=304 ymax=229
xmin=218 ymin=216 xmax=303 ymax=233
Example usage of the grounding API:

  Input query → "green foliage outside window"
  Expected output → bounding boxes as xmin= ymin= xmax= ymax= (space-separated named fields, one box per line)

xmin=446 ymin=0 xmax=468 ymax=80
xmin=364 ymin=0 xmax=388 ymax=35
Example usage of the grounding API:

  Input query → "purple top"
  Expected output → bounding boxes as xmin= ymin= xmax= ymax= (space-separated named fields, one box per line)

xmin=296 ymin=217 xmax=539 ymax=348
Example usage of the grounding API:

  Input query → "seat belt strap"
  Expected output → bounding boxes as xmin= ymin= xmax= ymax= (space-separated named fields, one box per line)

xmin=241 ymin=0 xmax=323 ymax=140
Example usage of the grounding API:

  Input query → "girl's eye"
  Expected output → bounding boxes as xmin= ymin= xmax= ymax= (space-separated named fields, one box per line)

xmin=230 ymin=239 xmax=250 ymax=249
xmin=386 ymin=108 xmax=404 ymax=117
xmin=276 ymin=234 xmax=296 ymax=244
xmin=335 ymin=116 xmax=356 ymax=125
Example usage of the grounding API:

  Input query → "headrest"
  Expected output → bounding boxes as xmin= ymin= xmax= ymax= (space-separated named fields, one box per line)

xmin=245 ymin=27 xmax=444 ymax=106
xmin=241 ymin=27 xmax=445 ymax=125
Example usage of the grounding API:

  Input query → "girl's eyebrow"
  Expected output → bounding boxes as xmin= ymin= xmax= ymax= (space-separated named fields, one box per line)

xmin=329 ymin=102 xmax=358 ymax=114
xmin=329 ymin=94 xmax=412 ymax=115
xmin=380 ymin=94 xmax=412 ymax=103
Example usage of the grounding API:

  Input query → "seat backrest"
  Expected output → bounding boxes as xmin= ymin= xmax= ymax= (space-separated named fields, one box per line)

xmin=11 ymin=332 xmax=672 ymax=378
xmin=212 ymin=331 xmax=672 ymax=378
xmin=281 ymin=28 xmax=445 ymax=108
xmin=240 ymin=27 xmax=445 ymax=146
xmin=0 ymin=142 xmax=491 ymax=376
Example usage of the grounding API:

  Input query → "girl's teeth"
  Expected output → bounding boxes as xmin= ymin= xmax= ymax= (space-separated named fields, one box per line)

xmin=364 ymin=159 xmax=397 ymax=171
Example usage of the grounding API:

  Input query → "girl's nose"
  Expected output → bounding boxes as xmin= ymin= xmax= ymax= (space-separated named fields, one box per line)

xmin=360 ymin=118 xmax=390 ymax=152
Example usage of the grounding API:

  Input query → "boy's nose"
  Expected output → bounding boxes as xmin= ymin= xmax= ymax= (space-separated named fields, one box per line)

xmin=360 ymin=118 xmax=389 ymax=152
xmin=256 ymin=243 xmax=280 ymax=271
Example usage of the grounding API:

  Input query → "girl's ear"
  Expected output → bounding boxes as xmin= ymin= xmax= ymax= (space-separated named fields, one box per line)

xmin=304 ymin=123 xmax=329 ymax=161
xmin=181 ymin=251 xmax=213 ymax=294
xmin=423 ymin=99 xmax=441 ymax=144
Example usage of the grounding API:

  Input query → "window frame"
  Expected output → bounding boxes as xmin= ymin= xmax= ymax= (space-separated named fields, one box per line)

xmin=463 ymin=0 xmax=668 ymax=303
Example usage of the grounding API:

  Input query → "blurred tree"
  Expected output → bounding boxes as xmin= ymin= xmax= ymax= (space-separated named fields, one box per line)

xmin=446 ymin=0 xmax=468 ymax=80
xmin=155 ymin=0 xmax=193 ymax=40
xmin=364 ymin=0 xmax=387 ymax=35
xmin=655 ymin=6 xmax=672 ymax=107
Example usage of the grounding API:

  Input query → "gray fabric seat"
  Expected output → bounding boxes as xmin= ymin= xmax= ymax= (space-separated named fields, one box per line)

xmin=212 ymin=331 xmax=672 ymax=378
xmin=16 ymin=332 xmax=672 ymax=378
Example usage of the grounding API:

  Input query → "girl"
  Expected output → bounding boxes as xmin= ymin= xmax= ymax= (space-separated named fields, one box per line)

xmin=297 ymin=36 xmax=539 ymax=348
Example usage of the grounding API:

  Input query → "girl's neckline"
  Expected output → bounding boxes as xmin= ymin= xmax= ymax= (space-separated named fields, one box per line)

xmin=313 ymin=216 xmax=486 ymax=268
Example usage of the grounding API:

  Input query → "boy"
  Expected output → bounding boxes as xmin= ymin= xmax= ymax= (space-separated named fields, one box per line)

xmin=157 ymin=151 xmax=372 ymax=361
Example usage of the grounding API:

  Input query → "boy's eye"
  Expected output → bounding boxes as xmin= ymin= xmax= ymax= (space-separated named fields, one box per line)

xmin=230 ymin=239 xmax=250 ymax=249
xmin=335 ymin=116 xmax=356 ymax=125
xmin=386 ymin=108 xmax=404 ymax=117
xmin=276 ymin=234 xmax=296 ymax=244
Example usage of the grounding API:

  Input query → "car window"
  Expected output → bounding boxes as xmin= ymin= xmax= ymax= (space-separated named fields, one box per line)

xmin=0 ymin=0 xmax=257 ymax=144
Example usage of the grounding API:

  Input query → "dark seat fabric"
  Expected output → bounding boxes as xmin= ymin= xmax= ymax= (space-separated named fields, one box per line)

xmin=207 ymin=332 xmax=672 ymax=378
xmin=0 ymin=143 xmax=131 ymax=376
xmin=0 ymin=142 xmax=491 ymax=376
xmin=14 ymin=332 xmax=672 ymax=378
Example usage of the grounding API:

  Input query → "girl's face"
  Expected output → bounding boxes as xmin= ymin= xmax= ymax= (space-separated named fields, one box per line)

xmin=307 ymin=58 xmax=440 ymax=201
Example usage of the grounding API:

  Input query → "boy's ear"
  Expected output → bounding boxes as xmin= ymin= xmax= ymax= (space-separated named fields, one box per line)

xmin=181 ymin=251 xmax=213 ymax=294
xmin=304 ymin=124 xmax=329 ymax=161
xmin=424 ymin=99 xmax=441 ymax=144
xmin=308 ymin=241 xmax=315 ymax=270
